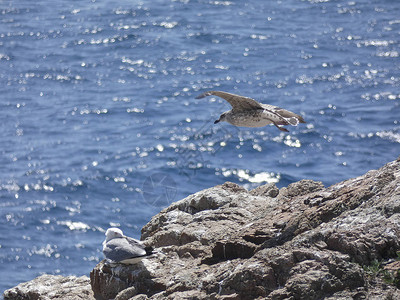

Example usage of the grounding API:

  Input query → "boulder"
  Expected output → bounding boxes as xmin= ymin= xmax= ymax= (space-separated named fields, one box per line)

xmin=90 ymin=157 xmax=400 ymax=299
xmin=3 ymin=274 xmax=93 ymax=300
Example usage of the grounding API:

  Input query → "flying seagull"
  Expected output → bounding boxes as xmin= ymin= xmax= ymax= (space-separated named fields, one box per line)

xmin=102 ymin=227 xmax=156 ymax=265
xmin=196 ymin=91 xmax=306 ymax=132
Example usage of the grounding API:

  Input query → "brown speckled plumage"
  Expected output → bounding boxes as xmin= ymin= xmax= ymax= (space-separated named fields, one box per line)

xmin=196 ymin=91 xmax=306 ymax=132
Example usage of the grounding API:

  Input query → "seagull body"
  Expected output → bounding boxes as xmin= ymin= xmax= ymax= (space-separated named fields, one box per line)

xmin=196 ymin=91 xmax=306 ymax=132
xmin=102 ymin=228 xmax=155 ymax=265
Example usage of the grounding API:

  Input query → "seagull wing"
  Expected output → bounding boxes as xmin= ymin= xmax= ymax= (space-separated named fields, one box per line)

xmin=261 ymin=104 xmax=306 ymax=125
xmin=125 ymin=236 xmax=155 ymax=255
xmin=196 ymin=91 xmax=263 ymax=112
xmin=103 ymin=237 xmax=146 ymax=263
xmin=275 ymin=108 xmax=306 ymax=124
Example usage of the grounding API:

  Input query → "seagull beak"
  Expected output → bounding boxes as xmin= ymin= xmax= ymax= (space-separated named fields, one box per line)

xmin=214 ymin=119 xmax=220 ymax=124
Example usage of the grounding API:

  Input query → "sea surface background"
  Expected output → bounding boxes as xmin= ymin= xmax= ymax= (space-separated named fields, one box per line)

xmin=1 ymin=0 xmax=399 ymax=293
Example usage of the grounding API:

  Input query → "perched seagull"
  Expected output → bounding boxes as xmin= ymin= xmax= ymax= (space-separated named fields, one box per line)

xmin=102 ymin=227 xmax=156 ymax=265
xmin=196 ymin=91 xmax=306 ymax=132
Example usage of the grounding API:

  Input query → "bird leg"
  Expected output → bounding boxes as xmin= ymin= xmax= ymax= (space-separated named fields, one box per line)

xmin=273 ymin=122 xmax=289 ymax=132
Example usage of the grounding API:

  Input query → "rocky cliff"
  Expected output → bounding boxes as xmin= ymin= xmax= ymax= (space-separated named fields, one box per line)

xmin=4 ymin=157 xmax=400 ymax=300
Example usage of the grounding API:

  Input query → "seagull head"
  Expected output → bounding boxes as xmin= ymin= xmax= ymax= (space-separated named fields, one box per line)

xmin=214 ymin=112 xmax=228 ymax=124
xmin=105 ymin=227 xmax=124 ymax=242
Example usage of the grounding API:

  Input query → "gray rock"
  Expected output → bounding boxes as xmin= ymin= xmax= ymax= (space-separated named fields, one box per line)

xmin=91 ymin=158 xmax=400 ymax=300
xmin=115 ymin=286 xmax=138 ymax=300
xmin=249 ymin=182 xmax=279 ymax=198
xmin=3 ymin=274 xmax=93 ymax=300
xmin=280 ymin=179 xmax=325 ymax=198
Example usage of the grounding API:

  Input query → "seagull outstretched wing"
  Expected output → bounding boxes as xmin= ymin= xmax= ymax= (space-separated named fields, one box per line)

xmin=196 ymin=91 xmax=263 ymax=112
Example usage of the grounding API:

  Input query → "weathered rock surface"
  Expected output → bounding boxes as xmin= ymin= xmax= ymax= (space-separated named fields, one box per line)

xmin=90 ymin=157 xmax=400 ymax=300
xmin=5 ymin=158 xmax=400 ymax=300
xmin=3 ymin=274 xmax=93 ymax=300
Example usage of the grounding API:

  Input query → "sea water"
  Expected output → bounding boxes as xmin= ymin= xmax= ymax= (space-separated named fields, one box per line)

xmin=0 ymin=0 xmax=399 ymax=292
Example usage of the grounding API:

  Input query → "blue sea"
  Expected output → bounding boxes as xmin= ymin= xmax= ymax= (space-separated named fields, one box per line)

xmin=1 ymin=0 xmax=399 ymax=293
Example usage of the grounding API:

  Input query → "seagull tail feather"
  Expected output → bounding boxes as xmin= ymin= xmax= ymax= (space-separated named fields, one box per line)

xmin=287 ymin=117 xmax=300 ymax=126
xmin=145 ymin=246 xmax=156 ymax=255
xmin=297 ymin=115 xmax=306 ymax=123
